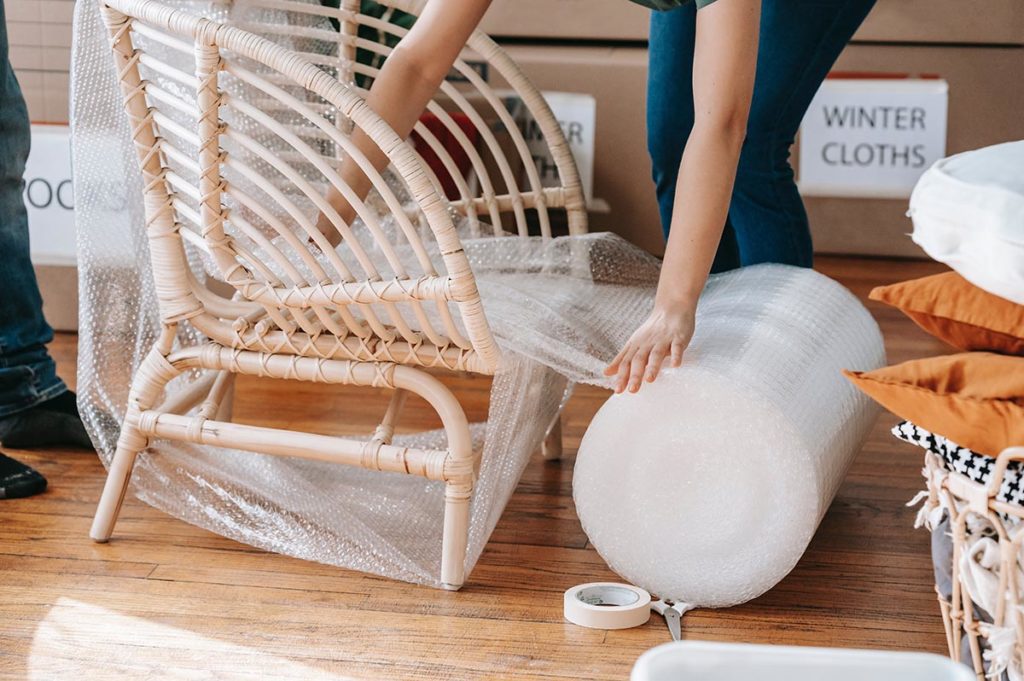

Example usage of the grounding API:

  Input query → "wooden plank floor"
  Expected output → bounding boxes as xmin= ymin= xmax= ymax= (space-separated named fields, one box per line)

xmin=0 ymin=257 xmax=952 ymax=680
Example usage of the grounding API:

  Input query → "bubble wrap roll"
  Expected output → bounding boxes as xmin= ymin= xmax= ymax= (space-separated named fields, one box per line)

xmin=573 ymin=265 xmax=886 ymax=608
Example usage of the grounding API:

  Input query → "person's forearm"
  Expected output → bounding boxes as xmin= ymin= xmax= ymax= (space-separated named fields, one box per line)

xmin=605 ymin=0 xmax=759 ymax=392
xmin=329 ymin=47 xmax=455 ymax=215
xmin=655 ymin=0 xmax=759 ymax=312
xmin=656 ymin=121 xmax=746 ymax=311
xmin=320 ymin=0 xmax=491 ymax=242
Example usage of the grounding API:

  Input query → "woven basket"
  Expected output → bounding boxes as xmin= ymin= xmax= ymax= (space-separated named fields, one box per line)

xmin=919 ymin=446 xmax=1024 ymax=680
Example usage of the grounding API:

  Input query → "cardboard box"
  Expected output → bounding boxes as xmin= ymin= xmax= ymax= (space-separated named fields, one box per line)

xmin=5 ymin=0 xmax=40 ymax=22
xmin=6 ymin=0 xmax=74 ymax=23
xmin=488 ymin=45 xmax=664 ymax=252
xmin=803 ymin=44 xmax=1024 ymax=257
xmin=496 ymin=41 xmax=1024 ymax=258
xmin=480 ymin=0 xmax=649 ymax=42
xmin=854 ymin=0 xmax=1024 ymax=45
xmin=5 ymin=0 xmax=74 ymax=121
xmin=35 ymin=264 xmax=78 ymax=333
xmin=8 ymin=45 xmax=43 ymax=71
xmin=479 ymin=0 xmax=1024 ymax=46
xmin=11 ymin=68 xmax=69 ymax=123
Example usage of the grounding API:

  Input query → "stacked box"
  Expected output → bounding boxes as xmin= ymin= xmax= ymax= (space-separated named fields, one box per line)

xmin=480 ymin=0 xmax=1024 ymax=44
xmin=854 ymin=0 xmax=1024 ymax=44
xmin=480 ymin=0 xmax=1024 ymax=256
xmin=803 ymin=0 xmax=1024 ymax=257
xmin=5 ymin=0 xmax=74 ymax=123
xmin=804 ymin=44 xmax=1024 ymax=258
xmin=487 ymin=45 xmax=661 ymax=253
xmin=480 ymin=0 xmax=650 ymax=42
xmin=7 ymin=1 xmax=1024 ymax=336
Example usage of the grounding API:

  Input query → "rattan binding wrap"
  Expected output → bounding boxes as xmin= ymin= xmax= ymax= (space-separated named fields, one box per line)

xmin=922 ymin=446 xmax=1024 ymax=679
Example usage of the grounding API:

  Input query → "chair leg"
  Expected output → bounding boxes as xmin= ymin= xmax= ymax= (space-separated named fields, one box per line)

xmin=215 ymin=381 xmax=235 ymax=421
xmin=91 ymin=342 xmax=180 ymax=542
xmin=90 ymin=418 xmax=147 ymax=542
xmin=206 ymin=372 xmax=235 ymax=422
xmin=439 ymin=405 xmax=475 ymax=590
xmin=440 ymin=480 xmax=473 ymax=590
xmin=388 ymin=365 xmax=478 ymax=589
xmin=541 ymin=415 xmax=563 ymax=461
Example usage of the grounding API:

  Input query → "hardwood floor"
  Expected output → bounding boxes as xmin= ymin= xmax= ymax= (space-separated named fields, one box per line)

xmin=0 ymin=257 xmax=952 ymax=680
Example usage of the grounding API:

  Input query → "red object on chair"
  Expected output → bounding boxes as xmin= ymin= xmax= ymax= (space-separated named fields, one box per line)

xmin=411 ymin=112 xmax=480 ymax=200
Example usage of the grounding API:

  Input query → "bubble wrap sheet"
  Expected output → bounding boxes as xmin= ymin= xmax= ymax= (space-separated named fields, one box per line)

xmin=71 ymin=0 xmax=882 ymax=589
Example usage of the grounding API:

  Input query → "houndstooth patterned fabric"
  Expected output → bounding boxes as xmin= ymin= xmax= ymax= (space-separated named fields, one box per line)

xmin=893 ymin=421 xmax=1024 ymax=508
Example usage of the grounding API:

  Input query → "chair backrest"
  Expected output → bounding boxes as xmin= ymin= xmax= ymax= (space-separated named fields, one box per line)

xmin=100 ymin=0 xmax=589 ymax=374
xmin=231 ymin=0 xmax=589 ymax=240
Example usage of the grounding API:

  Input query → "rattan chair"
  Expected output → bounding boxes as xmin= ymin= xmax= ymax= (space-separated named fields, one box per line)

xmin=90 ymin=0 xmax=587 ymax=589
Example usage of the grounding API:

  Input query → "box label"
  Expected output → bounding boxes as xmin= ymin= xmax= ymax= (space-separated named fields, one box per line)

xmin=25 ymin=125 xmax=76 ymax=266
xmin=509 ymin=91 xmax=597 ymax=205
xmin=798 ymin=79 xmax=948 ymax=199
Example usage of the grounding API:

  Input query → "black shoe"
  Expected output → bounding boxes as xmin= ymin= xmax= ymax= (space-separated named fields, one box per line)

xmin=0 ymin=390 xmax=93 ymax=450
xmin=0 ymin=451 xmax=47 ymax=499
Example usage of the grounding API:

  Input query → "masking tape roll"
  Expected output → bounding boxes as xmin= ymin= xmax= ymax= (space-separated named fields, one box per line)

xmin=563 ymin=582 xmax=652 ymax=630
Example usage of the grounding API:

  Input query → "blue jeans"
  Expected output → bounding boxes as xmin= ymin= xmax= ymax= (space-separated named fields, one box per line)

xmin=0 ymin=0 xmax=66 ymax=418
xmin=647 ymin=0 xmax=876 ymax=272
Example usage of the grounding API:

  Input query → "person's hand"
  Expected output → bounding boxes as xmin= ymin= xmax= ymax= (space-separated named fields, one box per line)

xmin=603 ymin=303 xmax=695 ymax=394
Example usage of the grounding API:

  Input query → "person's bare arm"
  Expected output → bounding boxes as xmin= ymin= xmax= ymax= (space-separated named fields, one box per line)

xmin=605 ymin=0 xmax=761 ymax=393
xmin=318 ymin=0 xmax=492 ymax=244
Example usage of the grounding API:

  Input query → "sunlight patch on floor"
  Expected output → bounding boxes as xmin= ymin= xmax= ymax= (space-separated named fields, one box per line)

xmin=29 ymin=597 xmax=357 ymax=680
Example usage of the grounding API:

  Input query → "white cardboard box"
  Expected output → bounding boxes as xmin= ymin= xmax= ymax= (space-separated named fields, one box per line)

xmin=798 ymin=79 xmax=949 ymax=200
xmin=25 ymin=125 xmax=77 ymax=332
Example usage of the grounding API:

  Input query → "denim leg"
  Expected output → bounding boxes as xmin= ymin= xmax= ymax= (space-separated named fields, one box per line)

xmin=0 ymin=1 xmax=66 ymax=418
xmin=647 ymin=5 xmax=740 ymax=273
xmin=730 ymin=0 xmax=877 ymax=267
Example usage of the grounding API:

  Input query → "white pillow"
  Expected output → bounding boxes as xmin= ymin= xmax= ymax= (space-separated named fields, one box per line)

xmin=909 ymin=140 xmax=1024 ymax=304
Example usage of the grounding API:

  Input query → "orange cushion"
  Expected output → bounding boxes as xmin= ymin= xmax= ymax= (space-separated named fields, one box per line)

xmin=844 ymin=353 xmax=1024 ymax=457
xmin=870 ymin=272 xmax=1024 ymax=355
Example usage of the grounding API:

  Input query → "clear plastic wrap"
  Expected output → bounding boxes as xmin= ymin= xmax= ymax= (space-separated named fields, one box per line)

xmin=72 ymin=0 xmax=882 ymax=589
xmin=72 ymin=0 xmax=656 ymax=588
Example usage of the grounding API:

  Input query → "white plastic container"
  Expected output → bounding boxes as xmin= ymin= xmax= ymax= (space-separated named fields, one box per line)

xmin=631 ymin=642 xmax=974 ymax=681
